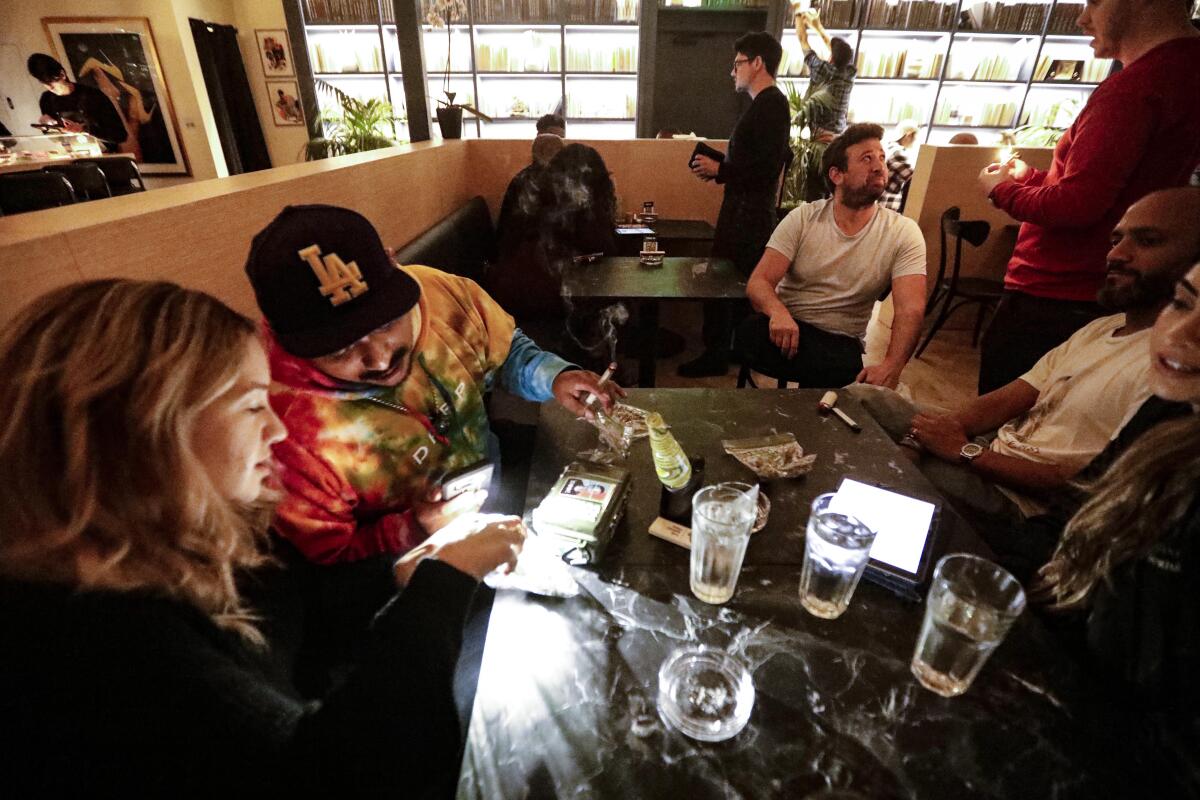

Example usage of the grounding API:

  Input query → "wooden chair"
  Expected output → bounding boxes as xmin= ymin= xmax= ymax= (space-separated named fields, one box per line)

xmin=915 ymin=206 xmax=1003 ymax=358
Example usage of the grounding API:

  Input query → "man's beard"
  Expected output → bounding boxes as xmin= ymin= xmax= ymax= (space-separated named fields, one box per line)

xmin=1097 ymin=265 xmax=1178 ymax=312
xmin=841 ymin=181 xmax=885 ymax=210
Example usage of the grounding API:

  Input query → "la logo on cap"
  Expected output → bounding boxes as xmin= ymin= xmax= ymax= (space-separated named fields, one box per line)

xmin=298 ymin=244 xmax=369 ymax=306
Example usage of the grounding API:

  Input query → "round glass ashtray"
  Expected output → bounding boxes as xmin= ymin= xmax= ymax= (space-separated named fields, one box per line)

xmin=657 ymin=647 xmax=755 ymax=742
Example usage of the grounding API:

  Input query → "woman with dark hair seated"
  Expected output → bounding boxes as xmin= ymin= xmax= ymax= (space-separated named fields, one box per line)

xmin=0 ymin=279 xmax=524 ymax=796
xmin=1033 ymin=261 xmax=1200 ymax=796
xmin=488 ymin=143 xmax=620 ymax=368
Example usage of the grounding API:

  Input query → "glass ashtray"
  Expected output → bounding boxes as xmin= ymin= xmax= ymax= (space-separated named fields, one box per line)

xmin=657 ymin=647 xmax=755 ymax=742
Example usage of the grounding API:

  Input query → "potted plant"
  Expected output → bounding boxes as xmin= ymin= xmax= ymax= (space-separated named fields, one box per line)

xmin=426 ymin=0 xmax=491 ymax=138
xmin=779 ymin=81 xmax=836 ymax=211
xmin=304 ymin=79 xmax=404 ymax=160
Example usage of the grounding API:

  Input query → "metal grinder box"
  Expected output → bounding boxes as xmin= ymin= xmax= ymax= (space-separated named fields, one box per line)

xmin=530 ymin=461 xmax=632 ymax=565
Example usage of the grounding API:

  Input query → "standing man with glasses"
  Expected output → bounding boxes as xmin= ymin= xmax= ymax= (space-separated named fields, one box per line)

xmin=680 ymin=31 xmax=791 ymax=378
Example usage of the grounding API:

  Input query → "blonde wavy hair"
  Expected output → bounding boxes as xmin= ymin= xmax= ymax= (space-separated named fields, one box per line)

xmin=0 ymin=280 xmax=271 ymax=641
xmin=1033 ymin=413 xmax=1200 ymax=610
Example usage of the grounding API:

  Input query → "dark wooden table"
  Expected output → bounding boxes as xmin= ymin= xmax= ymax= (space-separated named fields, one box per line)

xmin=563 ymin=257 xmax=744 ymax=387
xmin=614 ymin=218 xmax=716 ymax=257
xmin=456 ymin=389 xmax=1128 ymax=799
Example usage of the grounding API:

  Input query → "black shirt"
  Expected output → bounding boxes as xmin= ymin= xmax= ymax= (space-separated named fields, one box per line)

xmin=0 ymin=542 xmax=478 ymax=796
xmin=716 ymin=84 xmax=791 ymax=197
xmin=39 ymin=83 xmax=128 ymax=151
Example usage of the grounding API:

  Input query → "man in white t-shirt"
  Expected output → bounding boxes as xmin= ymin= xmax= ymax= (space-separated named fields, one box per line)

xmin=736 ymin=123 xmax=928 ymax=388
xmin=848 ymin=187 xmax=1200 ymax=554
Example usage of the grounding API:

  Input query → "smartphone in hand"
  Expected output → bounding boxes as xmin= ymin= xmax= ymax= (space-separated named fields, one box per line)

xmin=441 ymin=460 xmax=495 ymax=500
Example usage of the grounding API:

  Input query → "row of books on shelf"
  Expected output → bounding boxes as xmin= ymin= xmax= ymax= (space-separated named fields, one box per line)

xmin=959 ymin=1 xmax=1046 ymax=33
xmin=465 ymin=0 xmax=637 ymax=24
xmin=860 ymin=0 xmax=956 ymax=31
xmin=777 ymin=50 xmax=813 ymax=78
xmin=1033 ymin=55 xmax=1110 ymax=82
xmin=310 ymin=41 xmax=384 ymax=73
xmin=476 ymin=36 xmax=560 ymax=71
xmin=565 ymin=91 xmax=635 ymax=118
xmin=848 ymin=99 xmax=928 ymax=125
xmin=935 ymin=100 xmax=1016 ymax=126
xmin=1022 ymin=97 xmax=1079 ymax=127
xmin=566 ymin=45 xmax=638 ymax=72
xmin=1045 ymin=3 xmax=1084 ymax=34
xmin=947 ymin=52 xmax=1019 ymax=81
xmin=856 ymin=47 xmax=944 ymax=78
xmin=808 ymin=0 xmax=861 ymax=29
xmin=661 ymin=0 xmax=768 ymax=7
xmin=304 ymin=0 xmax=388 ymax=24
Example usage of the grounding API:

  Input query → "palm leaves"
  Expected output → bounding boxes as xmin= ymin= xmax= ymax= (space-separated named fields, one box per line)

xmin=303 ymin=79 xmax=404 ymax=160
xmin=780 ymin=81 xmax=836 ymax=208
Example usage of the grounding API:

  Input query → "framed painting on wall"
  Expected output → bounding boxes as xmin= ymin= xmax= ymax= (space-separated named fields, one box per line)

xmin=42 ymin=17 xmax=189 ymax=176
xmin=255 ymin=29 xmax=294 ymax=78
xmin=266 ymin=80 xmax=305 ymax=126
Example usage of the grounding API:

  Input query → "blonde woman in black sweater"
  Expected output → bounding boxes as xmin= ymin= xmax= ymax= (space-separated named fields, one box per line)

xmin=0 ymin=280 xmax=523 ymax=797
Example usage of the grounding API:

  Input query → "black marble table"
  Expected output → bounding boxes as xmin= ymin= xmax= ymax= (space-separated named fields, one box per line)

xmin=457 ymin=389 xmax=1130 ymax=799
xmin=563 ymin=258 xmax=744 ymax=387
xmin=522 ymin=389 xmax=978 ymax=567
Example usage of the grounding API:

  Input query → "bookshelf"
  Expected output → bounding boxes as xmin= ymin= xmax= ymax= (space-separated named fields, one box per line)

xmin=299 ymin=1 xmax=639 ymax=139
xmin=296 ymin=0 xmax=1120 ymax=143
xmin=779 ymin=0 xmax=1114 ymax=144
xmin=425 ymin=0 xmax=639 ymax=137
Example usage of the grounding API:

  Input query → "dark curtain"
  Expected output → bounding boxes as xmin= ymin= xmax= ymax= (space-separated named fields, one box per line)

xmin=189 ymin=19 xmax=271 ymax=175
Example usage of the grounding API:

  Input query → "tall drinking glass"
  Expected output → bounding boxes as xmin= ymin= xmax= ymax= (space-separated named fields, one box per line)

xmin=798 ymin=493 xmax=876 ymax=619
xmin=689 ymin=484 xmax=756 ymax=604
xmin=911 ymin=553 xmax=1026 ymax=697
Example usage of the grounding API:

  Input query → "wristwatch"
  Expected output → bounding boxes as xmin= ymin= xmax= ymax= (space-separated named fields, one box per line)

xmin=959 ymin=442 xmax=985 ymax=463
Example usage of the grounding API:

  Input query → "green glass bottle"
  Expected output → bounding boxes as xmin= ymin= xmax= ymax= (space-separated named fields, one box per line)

xmin=646 ymin=411 xmax=692 ymax=490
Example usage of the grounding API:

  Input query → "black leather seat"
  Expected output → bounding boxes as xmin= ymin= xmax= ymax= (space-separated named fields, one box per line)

xmin=392 ymin=196 xmax=495 ymax=285
xmin=0 ymin=172 xmax=76 ymax=215
xmin=75 ymin=157 xmax=146 ymax=195
xmin=44 ymin=163 xmax=112 ymax=201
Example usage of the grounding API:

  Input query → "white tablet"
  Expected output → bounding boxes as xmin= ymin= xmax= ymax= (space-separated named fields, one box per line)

xmin=829 ymin=478 xmax=939 ymax=588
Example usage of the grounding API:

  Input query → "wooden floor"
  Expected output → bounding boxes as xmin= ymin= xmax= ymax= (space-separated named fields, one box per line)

xmin=653 ymin=300 xmax=980 ymax=411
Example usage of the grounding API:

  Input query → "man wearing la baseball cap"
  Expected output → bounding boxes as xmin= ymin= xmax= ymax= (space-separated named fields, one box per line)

xmin=245 ymin=204 xmax=622 ymax=564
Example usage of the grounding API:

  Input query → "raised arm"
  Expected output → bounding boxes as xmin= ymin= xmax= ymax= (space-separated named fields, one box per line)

xmin=794 ymin=13 xmax=813 ymax=56
xmin=987 ymin=88 xmax=1160 ymax=228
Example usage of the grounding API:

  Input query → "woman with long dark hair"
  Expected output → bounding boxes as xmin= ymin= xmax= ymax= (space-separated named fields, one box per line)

xmin=1034 ymin=260 xmax=1200 ymax=794
xmin=0 ymin=279 xmax=524 ymax=795
xmin=489 ymin=143 xmax=617 ymax=321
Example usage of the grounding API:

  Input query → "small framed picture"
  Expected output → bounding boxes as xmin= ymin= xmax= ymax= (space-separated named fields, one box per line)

xmin=255 ymin=29 xmax=294 ymax=78
xmin=1048 ymin=59 xmax=1082 ymax=82
xmin=266 ymin=80 xmax=304 ymax=126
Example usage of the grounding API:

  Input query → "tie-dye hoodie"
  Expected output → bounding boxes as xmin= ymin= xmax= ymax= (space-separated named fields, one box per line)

xmin=267 ymin=265 xmax=571 ymax=564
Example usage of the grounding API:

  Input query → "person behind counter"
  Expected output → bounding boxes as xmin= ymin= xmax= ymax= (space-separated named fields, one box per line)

xmin=0 ymin=278 xmax=525 ymax=795
xmin=26 ymin=53 xmax=127 ymax=152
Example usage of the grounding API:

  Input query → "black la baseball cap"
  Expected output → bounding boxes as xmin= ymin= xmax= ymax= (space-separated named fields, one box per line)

xmin=244 ymin=205 xmax=420 ymax=358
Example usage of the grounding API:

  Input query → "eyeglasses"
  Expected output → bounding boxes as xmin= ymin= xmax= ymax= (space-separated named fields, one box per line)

xmin=732 ymin=58 xmax=751 ymax=69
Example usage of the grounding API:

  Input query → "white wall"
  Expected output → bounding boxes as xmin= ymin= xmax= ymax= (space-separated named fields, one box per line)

xmin=232 ymin=2 xmax=311 ymax=169
xmin=0 ymin=0 xmax=307 ymax=186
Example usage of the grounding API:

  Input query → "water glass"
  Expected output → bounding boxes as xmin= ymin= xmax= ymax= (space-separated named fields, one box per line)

xmin=911 ymin=553 xmax=1026 ymax=697
xmin=689 ymin=483 xmax=756 ymax=604
xmin=798 ymin=493 xmax=876 ymax=619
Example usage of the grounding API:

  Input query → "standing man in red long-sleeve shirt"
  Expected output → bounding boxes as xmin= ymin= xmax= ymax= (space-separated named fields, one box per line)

xmin=975 ymin=0 xmax=1200 ymax=395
